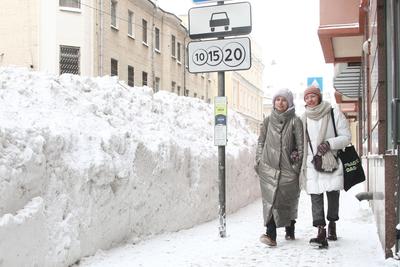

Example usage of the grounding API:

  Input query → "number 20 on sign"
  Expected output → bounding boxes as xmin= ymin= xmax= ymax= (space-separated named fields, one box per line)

xmin=188 ymin=37 xmax=251 ymax=73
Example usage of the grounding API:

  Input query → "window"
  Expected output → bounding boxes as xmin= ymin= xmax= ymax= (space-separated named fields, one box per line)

xmin=59 ymin=45 xmax=80 ymax=75
xmin=142 ymin=71 xmax=148 ymax=86
xmin=171 ymin=35 xmax=176 ymax=58
xmin=59 ymin=0 xmax=80 ymax=8
xmin=111 ymin=1 xmax=117 ymax=28
xmin=177 ymin=42 xmax=181 ymax=63
xmin=194 ymin=92 xmax=197 ymax=98
xmin=171 ymin=81 xmax=176 ymax=93
xmin=142 ymin=19 xmax=148 ymax=44
xmin=155 ymin=27 xmax=160 ymax=51
xmin=111 ymin=58 xmax=118 ymax=76
xmin=184 ymin=88 xmax=189 ymax=96
xmin=128 ymin=10 xmax=134 ymax=37
xmin=177 ymin=86 xmax=181 ymax=96
xmin=154 ymin=77 xmax=160 ymax=92
xmin=128 ymin=65 xmax=134 ymax=86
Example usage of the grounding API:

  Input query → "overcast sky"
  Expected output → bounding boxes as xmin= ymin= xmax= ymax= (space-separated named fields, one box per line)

xmin=156 ymin=0 xmax=334 ymax=94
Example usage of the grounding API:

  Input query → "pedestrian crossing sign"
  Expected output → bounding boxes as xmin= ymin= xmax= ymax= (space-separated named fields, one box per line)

xmin=307 ymin=77 xmax=323 ymax=91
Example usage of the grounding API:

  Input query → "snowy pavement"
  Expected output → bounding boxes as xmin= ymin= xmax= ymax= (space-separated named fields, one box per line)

xmin=76 ymin=185 xmax=391 ymax=267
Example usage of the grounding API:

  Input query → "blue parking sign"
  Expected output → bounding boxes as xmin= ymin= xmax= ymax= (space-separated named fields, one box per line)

xmin=307 ymin=77 xmax=323 ymax=91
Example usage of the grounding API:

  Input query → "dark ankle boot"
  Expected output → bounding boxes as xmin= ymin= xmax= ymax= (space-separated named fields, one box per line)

xmin=309 ymin=226 xmax=328 ymax=248
xmin=327 ymin=221 xmax=337 ymax=241
xmin=285 ymin=220 xmax=296 ymax=240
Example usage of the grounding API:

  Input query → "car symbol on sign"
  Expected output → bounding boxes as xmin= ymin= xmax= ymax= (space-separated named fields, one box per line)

xmin=209 ymin=12 xmax=230 ymax=32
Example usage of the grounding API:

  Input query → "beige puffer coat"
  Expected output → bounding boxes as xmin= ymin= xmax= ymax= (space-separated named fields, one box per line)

xmin=256 ymin=108 xmax=304 ymax=227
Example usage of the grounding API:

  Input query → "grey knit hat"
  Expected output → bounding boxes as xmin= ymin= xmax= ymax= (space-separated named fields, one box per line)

xmin=272 ymin=88 xmax=294 ymax=108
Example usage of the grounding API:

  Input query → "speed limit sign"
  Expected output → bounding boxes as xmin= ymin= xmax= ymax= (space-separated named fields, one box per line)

xmin=188 ymin=37 xmax=251 ymax=73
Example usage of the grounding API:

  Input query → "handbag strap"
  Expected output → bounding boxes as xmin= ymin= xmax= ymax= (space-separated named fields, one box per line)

xmin=305 ymin=125 xmax=315 ymax=156
xmin=331 ymin=108 xmax=338 ymax=137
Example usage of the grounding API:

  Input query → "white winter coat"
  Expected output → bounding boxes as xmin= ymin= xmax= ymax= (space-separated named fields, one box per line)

xmin=301 ymin=107 xmax=351 ymax=194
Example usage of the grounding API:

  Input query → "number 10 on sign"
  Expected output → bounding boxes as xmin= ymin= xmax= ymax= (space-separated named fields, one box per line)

xmin=188 ymin=37 xmax=251 ymax=73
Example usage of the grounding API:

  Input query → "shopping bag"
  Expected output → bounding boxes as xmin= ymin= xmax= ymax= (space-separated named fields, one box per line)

xmin=337 ymin=145 xmax=366 ymax=191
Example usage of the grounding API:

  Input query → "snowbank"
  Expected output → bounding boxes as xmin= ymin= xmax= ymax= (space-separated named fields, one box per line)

xmin=0 ymin=67 xmax=260 ymax=267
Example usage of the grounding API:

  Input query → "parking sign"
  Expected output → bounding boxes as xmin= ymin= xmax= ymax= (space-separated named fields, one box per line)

xmin=189 ymin=2 xmax=252 ymax=39
xmin=188 ymin=37 xmax=251 ymax=73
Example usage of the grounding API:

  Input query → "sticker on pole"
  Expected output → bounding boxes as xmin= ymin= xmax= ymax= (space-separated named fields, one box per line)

xmin=214 ymin=96 xmax=227 ymax=146
xmin=188 ymin=37 xmax=251 ymax=73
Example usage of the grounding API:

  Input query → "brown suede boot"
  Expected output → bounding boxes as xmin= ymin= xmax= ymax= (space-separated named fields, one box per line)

xmin=309 ymin=226 xmax=328 ymax=248
xmin=327 ymin=221 xmax=337 ymax=241
xmin=260 ymin=234 xmax=277 ymax=247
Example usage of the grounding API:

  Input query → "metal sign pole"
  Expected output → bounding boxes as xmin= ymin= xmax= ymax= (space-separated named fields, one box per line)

xmin=217 ymin=0 xmax=226 ymax=238
xmin=218 ymin=71 xmax=226 ymax=238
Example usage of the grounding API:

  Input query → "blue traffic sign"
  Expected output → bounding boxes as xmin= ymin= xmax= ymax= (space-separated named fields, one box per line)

xmin=307 ymin=77 xmax=323 ymax=91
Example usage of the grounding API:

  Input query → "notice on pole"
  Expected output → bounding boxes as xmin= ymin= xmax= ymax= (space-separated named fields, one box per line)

xmin=214 ymin=96 xmax=227 ymax=146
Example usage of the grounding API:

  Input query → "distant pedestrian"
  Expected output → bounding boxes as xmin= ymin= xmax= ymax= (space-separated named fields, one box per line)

xmin=300 ymin=85 xmax=351 ymax=248
xmin=255 ymin=88 xmax=304 ymax=247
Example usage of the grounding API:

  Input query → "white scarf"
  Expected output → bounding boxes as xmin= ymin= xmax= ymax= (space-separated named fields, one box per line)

xmin=300 ymin=102 xmax=338 ymax=182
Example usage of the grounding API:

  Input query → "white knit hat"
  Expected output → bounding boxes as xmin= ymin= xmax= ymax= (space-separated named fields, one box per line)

xmin=272 ymin=88 xmax=294 ymax=108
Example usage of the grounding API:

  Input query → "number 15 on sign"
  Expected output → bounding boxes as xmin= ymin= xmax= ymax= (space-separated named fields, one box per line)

xmin=188 ymin=37 xmax=251 ymax=73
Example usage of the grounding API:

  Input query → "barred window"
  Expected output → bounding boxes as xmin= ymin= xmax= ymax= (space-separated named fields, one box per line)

xmin=59 ymin=0 xmax=80 ymax=8
xmin=128 ymin=65 xmax=134 ymax=86
xmin=177 ymin=86 xmax=181 ymax=96
xmin=59 ymin=45 xmax=80 ymax=75
xmin=142 ymin=71 xmax=148 ymax=86
xmin=142 ymin=19 xmax=148 ymax=44
xmin=111 ymin=58 xmax=118 ymax=76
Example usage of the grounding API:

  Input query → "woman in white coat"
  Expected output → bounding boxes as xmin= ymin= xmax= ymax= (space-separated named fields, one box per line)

xmin=300 ymin=86 xmax=351 ymax=248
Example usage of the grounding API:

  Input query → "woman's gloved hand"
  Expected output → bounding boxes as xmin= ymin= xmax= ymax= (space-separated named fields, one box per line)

xmin=317 ymin=141 xmax=331 ymax=155
xmin=290 ymin=149 xmax=300 ymax=162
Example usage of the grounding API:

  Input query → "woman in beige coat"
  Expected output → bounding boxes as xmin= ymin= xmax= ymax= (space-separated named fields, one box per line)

xmin=255 ymin=88 xmax=304 ymax=247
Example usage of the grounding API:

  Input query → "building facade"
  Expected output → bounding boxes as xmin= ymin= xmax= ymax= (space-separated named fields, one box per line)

xmin=317 ymin=0 xmax=400 ymax=258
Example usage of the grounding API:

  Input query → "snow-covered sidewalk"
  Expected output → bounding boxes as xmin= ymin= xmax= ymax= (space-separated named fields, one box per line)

xmin=76 ymin=185 xmax=389 ymax=267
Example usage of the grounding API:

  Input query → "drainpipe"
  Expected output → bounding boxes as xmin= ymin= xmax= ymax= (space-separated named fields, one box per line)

xmin=151 ymin=3 xmax=157 ymax=90
xmin=183 ymin=33 xmax=187 ymax=97
xmin=98 ymin=0 xmax=104 ymax=76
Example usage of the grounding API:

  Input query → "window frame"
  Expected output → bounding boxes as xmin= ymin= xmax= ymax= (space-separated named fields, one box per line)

xmin=171 ymin=81 xmax=176 ymax=93
xmin=128 ymin=65 xmax=134 ymax=87
xmin=154 ymin=77 xmax=160 ymax=92
xmin=128 ymin=10 xmax=134 ymax=38
xmin=59 ymin=45 xmax=80 ymax=75
xmin=155 ymin=27 xmax=161 ymax=52
xmin=111 ymin=0 xmax=118 ymax=29
xmin=171 ymin=35 xmax=176 ymax=59
xmin=142 ymin=19 xmax=148 ymax=45
xmin=111 ymin=58 xmax=118 ymax=76
xmin=59 ymin=0 xmax=81 ymax=10
xmin=177 ymin=42 xmax=181 ymax=64
xmin=142 ymin=71 xmax=148 ymax=86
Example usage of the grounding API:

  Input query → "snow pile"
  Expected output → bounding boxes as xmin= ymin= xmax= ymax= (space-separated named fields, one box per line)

xmin=0 ymin=67 xmax=260 ymax=267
